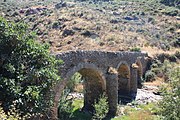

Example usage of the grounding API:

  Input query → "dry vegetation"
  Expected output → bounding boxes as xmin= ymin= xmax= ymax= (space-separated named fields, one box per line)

xmin=0 ymin=0 xmax=179 ymax=54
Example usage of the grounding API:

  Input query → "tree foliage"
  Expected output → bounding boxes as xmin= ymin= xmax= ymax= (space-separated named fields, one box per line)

xmin=0 ymin=17 xmax=61 ymax=116
xmin=159 ymin=67 xmax=180 ymax=120
xmin=0 ymin=103 xmax=22 ymax=120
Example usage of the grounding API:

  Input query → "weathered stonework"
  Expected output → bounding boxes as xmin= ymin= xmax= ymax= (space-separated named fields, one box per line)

xmin=51 ymin=50 xmax=149 ymax=119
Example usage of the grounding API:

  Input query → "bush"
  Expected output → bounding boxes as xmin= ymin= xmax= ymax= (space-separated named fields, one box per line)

xmin=168 ymin=54 xmax=177 ymax=62
xmin=151 ymin=59 xmax=177 ymax=81
xmin=151 ymin=68 xmax=162 ymax=77
xmin=145 ymin=70 xmax=156 ymax=82
xmin=161 ymin=7 xmax=179 ymax=16
xmin=159 ymin=60 xmax=173 ymax=81
xmin=160 ymin=0 xmax=180 ymax=8
xmin=0 ymin=17 xmax=61 ymax=116
xmin=58 ymin=89 xmax=74 ymax=120
xmin=66 ymin=72 xmax=82 ymax=92
xmin=52 ymin=21 xmax=60 ymax=29
xmin=158 ymin=67 xmax=180 ymax=120
xmin=174 ymin=51 xmax=180 ymax=59
xmin=130 ymin=47 xmax=141 ymax=52
xmin=0 ymin=104 xmax=21 ymax=120
xmin=93 ymin=93 xmax=109 ymax=120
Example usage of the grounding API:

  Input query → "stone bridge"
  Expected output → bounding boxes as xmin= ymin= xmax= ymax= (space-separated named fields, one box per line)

xmin=52 ymin=50 xmax=149 ymax=119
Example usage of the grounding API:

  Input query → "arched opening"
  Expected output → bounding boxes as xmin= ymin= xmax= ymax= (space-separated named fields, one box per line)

xmin=117 ymin=62 xmax=130 ymax=103
xmin=136 ymin=59 xmax=143 ymax=88
xmin=57 ymin=64 xmax=106 ymax=119
xmin=79 ymin=68 xmax=105 ymax=111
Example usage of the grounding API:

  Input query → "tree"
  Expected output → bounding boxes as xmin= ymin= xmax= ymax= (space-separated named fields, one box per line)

xmin=0 ymin=17 xmax=62 ymax=117
xmin=93 ymin=93 xmax=109 ymax=120
xmin=159 ymin=67 xmax=180 ymax=120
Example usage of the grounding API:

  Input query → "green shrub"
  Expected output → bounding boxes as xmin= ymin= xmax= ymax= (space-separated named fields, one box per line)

xmin=158 ymin=67 xmax=180 ymax=120
xmin=160 ymin=0 xmax=180 ymax=8
xmin=161 ymin=7 xmax=179 ymax=16
xmin=151 ymin=68 xmax=162 ymax=76
xmin=168 ymin=54 xmax=177 ymax=62
xmin=145 ymin=70 xmax=156 ymax=82
xmin=174 ymin=51 xmax=180 ymax=59
xmin=159 ymin=60 xmax=173 ymax=81
xmin=130 ymin=47 xmax=141 ymax=52
xmin=150 ymin=60 xmax=162 ymax=75
xmin=151 ymin=63 xmax=159 ymax=69
xmin=0 ymin=17 xmax=61 ymax=116
xmin=93 ymin=93 xmax=109 ymax=120
xmin=0 ymin=104 xmax=21 ymax=120
xmin=58 ymin=89 xmax=74 ymax=120
xmin=52 ymin=21 xmax=60 ymax=29
xmin=66 ymin=72 xmax=82 ymax=92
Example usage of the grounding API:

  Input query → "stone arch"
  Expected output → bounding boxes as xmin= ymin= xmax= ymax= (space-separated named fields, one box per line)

xmin=53 ymin=63 xmax=106 ymax=118
xmin=117 ymin=61 xmax=131 ymax=102
xmin=65 ymin=63 xmax=106 ymax=90
xmin=136 ymin=58 xmax=143 ymax=88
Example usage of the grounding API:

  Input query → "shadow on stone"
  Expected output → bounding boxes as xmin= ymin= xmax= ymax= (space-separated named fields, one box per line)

xmin=118 ymin=91 xmax=137 ymax=104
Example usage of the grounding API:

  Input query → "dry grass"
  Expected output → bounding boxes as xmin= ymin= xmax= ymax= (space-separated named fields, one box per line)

xmin=141 ymin=46 xmax=179 ymax=57
xmin=127 ymin=110 xmax=154 ymax=120
xmin=143 ymin=77 xmax=164 ymax=86
xmin=74 ymin=84 xmax=83 ymax=93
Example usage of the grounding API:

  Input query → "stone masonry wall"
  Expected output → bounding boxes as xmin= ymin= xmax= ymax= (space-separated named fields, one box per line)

xmin=51 ymin=50 xmax=148 ymax=119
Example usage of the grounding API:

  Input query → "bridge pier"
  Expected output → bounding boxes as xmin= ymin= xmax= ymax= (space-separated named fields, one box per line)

xmin=106 ymin=69 xmax=118 ymax=116
xmin=51 ymin=80 xmax=68 ymax=120
xmin=130 ymin=67 xmax=138 ymax=100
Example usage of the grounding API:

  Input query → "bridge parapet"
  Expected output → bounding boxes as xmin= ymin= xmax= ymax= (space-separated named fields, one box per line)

xmin=56 ymin=50 xmax=148 ymax=77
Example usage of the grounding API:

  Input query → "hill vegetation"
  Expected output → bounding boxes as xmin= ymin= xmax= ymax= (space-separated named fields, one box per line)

xmin=0 ymin=0 xmax=179 ymax=53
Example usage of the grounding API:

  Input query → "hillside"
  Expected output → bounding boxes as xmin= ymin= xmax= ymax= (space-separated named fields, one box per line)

xmin=0 ymin=0 xmax=179 ymax=54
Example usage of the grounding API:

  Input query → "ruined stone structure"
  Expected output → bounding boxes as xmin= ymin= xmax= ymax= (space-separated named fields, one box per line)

xmin=52 ymin=50 xmax=149 ymax=119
